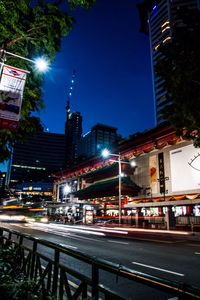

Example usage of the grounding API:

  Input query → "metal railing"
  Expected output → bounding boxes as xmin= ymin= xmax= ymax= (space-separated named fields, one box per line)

xmin=0 ymin=226 xmax=200 ymax=300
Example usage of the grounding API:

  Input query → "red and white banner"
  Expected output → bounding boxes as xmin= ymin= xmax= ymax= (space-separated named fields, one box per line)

xmin=0 ymin=64 xmax=29 ymax=130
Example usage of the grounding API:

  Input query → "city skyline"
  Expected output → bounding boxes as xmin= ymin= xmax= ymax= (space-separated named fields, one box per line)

xmin=40 ymin=0 xmax=155 ymax=138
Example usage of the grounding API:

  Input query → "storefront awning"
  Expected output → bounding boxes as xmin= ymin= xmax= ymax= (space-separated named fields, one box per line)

xmin=73 ymin=177 xmax=141 ymax=200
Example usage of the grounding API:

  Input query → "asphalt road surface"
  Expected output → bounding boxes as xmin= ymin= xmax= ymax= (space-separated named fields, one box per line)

xmin=1 ymin=222 xmax=200 ymax=299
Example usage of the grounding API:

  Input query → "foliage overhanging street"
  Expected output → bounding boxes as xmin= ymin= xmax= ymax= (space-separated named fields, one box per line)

xmin=0 ymin=0 xmax=95 ymax=163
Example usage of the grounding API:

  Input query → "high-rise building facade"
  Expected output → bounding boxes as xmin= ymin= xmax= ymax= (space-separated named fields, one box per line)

xmin=65 ymin=101 xmax=82 ymax=166
xmin=77 ymin=123 xmax=118 ymax=159
xmin=10 ymin=131 xmax=66 ymax=187
xmin=137 ymin=0 xmax=200 ymax=124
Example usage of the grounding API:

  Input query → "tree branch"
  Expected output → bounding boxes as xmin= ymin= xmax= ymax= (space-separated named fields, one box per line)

xmin=6 ymin=24 xmax=48 ymax=48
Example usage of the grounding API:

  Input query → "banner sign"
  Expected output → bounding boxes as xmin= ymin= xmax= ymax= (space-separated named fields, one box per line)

xmin=149 ymin=155 xmax=158 ymax=194
xmin=158 ymin=152 xmax=165 ymax=193
xmin=0 ymin=64 xmax=29 ymax=130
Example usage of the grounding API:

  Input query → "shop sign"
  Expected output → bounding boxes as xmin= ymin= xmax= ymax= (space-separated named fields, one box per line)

xmin=158 ymin=152 xmax=165 ymax=193
xmin=0 ymin=64 xmax=29 ymax=130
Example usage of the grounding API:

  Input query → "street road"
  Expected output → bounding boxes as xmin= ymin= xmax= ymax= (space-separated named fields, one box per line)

xmin=1 ymin=222 xmax=200 ymax=299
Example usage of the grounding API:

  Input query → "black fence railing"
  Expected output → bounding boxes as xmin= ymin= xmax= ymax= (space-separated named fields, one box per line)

xmin=0 ymin=226 xmax=200 ymax=300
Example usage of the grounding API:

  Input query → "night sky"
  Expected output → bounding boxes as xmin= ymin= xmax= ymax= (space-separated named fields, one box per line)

xmin=40 ymin=0 xmax=155 ymax=138
xmin=0 ymin=0 xmax=155 ymax=172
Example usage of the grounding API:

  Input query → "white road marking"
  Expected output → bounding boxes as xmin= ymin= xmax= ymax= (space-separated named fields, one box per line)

xmin=59 ymin=243 xmax=78 ymax=249
xmin=132 ymin=262 xmax=184 ymax=277
xmin=108 ymin=240 xmax=129 ymax=245
xmin=70 ymin=235 xmax=103 ymax=242
xmin=195 ymin=252 xmax=200 ymax=255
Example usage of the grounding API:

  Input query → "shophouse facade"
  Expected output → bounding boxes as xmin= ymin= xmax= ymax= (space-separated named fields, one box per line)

xmin=53 ymin=124 xmax=200 ymax=229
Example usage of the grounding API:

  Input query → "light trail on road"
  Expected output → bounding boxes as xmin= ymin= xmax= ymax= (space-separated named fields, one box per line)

xmin=111 ymin=227 xmax=191 ymax=235
xmin=24 ymin=222 xmax=130 ymax=237
xmin=2 ymin=221 xmax=200 ymax=298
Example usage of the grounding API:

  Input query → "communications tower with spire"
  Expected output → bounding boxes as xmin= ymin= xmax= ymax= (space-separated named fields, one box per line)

xmin=65 ymin=70 xmax=82 ymax=167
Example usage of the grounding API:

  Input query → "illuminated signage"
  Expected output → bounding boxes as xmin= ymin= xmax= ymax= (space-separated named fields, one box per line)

xmin=158 ymin=152 xmax=165 ymax=193
xmin=23 ymin=186 xmax=42 ymax=191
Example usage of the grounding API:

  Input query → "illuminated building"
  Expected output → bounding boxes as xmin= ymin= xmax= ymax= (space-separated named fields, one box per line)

xmin=65 ymin=100 xmax=82 ymax=166
xmin=54 ymin=124 xmax=200 ymax=229
xmin=77 ymin=123 xmax=118 ymax=159
xmin=137 ymin=0 xmax=200 ymax=124
xmin=64 ymin=70 xmax=83 ymax=166
xmin=10 ymin=131 xmax=66 ymax=188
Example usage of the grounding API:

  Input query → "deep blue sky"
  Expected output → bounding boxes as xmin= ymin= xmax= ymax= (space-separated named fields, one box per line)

xmin=40 ymin=0 xmax=155 ymax=138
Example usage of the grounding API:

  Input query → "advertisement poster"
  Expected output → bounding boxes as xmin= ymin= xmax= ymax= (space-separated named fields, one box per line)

xmin=0 ymin=64 xmax=28 ymax=130
xmin=170 ymin=144 xmax=200 ymax=191
xmin=149 ymin=155 xmax=158 ymax=193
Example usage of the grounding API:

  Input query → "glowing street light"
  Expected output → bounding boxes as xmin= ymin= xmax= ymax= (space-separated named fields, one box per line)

xmin=33 ymin=57 xmax=49 ymax=72
xmin=63 ymin=184 xmax=71 ymax=195
xmin=0 ymin=50 xmax=49 ymax=73
xmin=130 ymin=160 xmax=136 ymax=168
xmin=102 ymin=149 xmax=123 ymax=224
xmin=102 ymin=149 xmax=137 ymax=224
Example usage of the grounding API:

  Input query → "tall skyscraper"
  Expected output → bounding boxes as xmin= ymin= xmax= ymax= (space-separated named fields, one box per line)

xmin=65 ymin=101 xmax=83 ymax=166
xmin=137 ymin=0 xmax=200 ymax=124
xmin=64 ymin=70 xmax=83 ymax=166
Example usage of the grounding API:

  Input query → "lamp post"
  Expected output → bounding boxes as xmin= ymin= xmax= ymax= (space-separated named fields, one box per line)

xmin=101 ymin=149 xmax=123 ymax=224
xmin=101 ymin=149 xmax=136 ymax=224
xmin=0 ymin=49 xmax=49 ymax=190
xmin=0 ymin=49 xmax=49 ymax=72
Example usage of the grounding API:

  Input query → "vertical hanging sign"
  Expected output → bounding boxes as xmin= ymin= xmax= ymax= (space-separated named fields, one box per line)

xmin=149 ymin=155 xmax=158 ymax=194
xmin=0 ymin=64 xmax=29 ymax=131
xmin=158 ymin=152 xmax=165 ymax=194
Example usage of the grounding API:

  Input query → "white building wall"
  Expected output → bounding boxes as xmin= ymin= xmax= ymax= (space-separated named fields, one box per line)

xmin=131 ymin=140 xmax=200 ymax=199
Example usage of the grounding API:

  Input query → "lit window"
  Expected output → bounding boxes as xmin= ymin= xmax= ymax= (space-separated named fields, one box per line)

xmin=161 ymin=26 xmax=170 ymax=33
xmin=163 ymin=36 xmax=171 ymax=44
xmin=161 ymin=21 xmax=170 ymax=28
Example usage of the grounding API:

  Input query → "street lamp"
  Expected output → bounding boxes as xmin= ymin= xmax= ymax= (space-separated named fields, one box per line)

xmin=101 ymin=149 xmax=137 ymax=224
xmin=0 ymin=49 xmax=49 ymax=73
xmin=63 ymin=183 xmax=71 ymax=203
xmin=101 ymin=149 xmax=123 ymax=224
xmin=63 ymin=184 xmax=71 ymax=195
xmin=33 ymin=57 xmax=49 ymax=72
